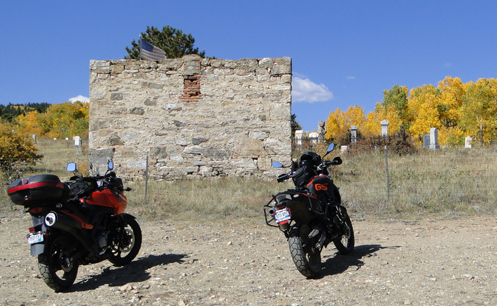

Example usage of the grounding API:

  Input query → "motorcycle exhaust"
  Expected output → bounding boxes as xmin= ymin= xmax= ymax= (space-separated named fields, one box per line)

xmin=44 ymin=211 xmax=96 ymax=254
xmin=45 ymin=212 xmax=82 ymax=231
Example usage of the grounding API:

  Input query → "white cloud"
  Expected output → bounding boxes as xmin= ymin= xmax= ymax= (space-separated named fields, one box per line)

xmin=346 ymin=76 xmax=356 ymax=80
xmin=292 ymin=76 xmax=333 ymax=103
xmin=68 ymin=95 xmax=89 ymax=103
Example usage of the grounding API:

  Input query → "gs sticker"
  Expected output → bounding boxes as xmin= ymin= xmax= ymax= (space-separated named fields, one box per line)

xmin=315 ymin=183 xmax=328 ymax=191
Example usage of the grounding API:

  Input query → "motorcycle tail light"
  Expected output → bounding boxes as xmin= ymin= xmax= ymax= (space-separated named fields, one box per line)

xmin=29 ymin=227 xmax=35 ymax=232
xmin=29 ymin=207 xmax=43 ymax=214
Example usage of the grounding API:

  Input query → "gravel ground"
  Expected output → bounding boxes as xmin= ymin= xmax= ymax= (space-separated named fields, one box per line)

xmin=1 ymin=211 xmax=497 ymax=306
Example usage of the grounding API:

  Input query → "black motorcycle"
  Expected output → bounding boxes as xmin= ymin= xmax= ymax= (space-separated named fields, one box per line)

xmin=264 ymin=143 xmax=354 ymax=278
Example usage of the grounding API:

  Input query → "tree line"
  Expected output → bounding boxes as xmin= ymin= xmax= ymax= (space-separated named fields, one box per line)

xmin=0 ymin=102 xmax=89 ymax=178
xmin=325 ymin=76 xmax=497 ymax=147
xmin=0 ymin=103 xmax=51 ymax=122
xmin=1 ymin=102 xmax=89 ymax=139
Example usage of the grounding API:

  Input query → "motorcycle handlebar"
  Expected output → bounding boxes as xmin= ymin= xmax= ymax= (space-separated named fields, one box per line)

xmin=324 ymin=157 xmax=342 ymax=166
xmin=274 ymin=156 xmax=342 ymax=182
xmin=277 ymin=172 xmax=291 ymax=182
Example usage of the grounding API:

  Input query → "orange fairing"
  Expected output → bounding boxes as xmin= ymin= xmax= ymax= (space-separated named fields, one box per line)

xmin=85 ymin=189 xmax=127 ymax=215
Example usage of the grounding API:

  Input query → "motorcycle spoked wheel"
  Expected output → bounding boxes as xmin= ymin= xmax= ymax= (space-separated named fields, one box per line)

xmin=288 ymin=225 xmax=321 ymax=278
xmin=108 ymin=217 xmax=142 ymax=266
xmin=38 ymin=234 xmax=79 ymax=292
xmin=333 ymin=207 xmax=355 ymax=255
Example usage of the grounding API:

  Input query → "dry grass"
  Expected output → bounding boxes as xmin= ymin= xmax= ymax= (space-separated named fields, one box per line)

xmin=2 ymin=138 xmax=497 ymax=221
xmin=333 ymin=146 xmax=497 ymax=219
xmin=126 ymin=178 xmax=286 ymax=221
xmin=30 ymin=138 xmax=90 ymax=178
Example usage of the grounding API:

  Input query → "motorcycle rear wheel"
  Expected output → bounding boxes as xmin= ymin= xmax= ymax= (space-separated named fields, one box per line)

xmin=333 ymin=207 xmax=355 ymax=254
xmin=108 ymin=217 xmax=142 ymax=266
xmin=288 ymin=225 xmax=321 ymax=278
xmin=38 ymin=234 xmax=79 ymax=292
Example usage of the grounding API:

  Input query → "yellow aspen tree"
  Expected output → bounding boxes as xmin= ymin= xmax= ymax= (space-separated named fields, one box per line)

xmin=345 ymin=105 xmax=366 ymax=128
xmin=35 ymin=102 xmax=89 ymax=139
xmin=17 ymin=110 xmax=43 ymax=136
xmin=325 ymin=108 xmax=345 ymax=141
xmin=459 ymin=78 xmax=497 ymax=144
xmin=437 ymin=76 xmax=465 ymax=126
xmin=325 ymin=106 xmax=366 ymax=142
xmin=0 ymin=121 xmax=42 ymax=176
xmin=436 ymin=76 xmax=466 ymax=145
xmin=364 ymin=103 xmax=402 ymax=137
xmin=381 ymin=85 xmax=410 ymax=130
xmin=408 ymin=85 xmax=442 ymax=142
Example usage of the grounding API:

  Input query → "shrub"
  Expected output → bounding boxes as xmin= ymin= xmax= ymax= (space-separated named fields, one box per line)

xmin=0 ymin=122 xmax=43 ymax=180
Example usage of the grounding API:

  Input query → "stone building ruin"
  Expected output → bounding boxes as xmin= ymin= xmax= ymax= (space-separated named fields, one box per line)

xmin=88 ymin=55 xmax=292 ymax=180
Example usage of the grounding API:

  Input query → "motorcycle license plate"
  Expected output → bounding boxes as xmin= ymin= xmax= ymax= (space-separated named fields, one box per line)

xmin=27 ymin=232 xmax=44 ymax=245
xmin=274 ymin=208 xmax=291 ymax=223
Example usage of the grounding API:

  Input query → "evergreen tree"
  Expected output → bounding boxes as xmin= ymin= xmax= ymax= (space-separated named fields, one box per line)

xmin=125 ymin=25 xmax=208 ymax=59
xmin=291 ymin=114 xmax=301 ymax=137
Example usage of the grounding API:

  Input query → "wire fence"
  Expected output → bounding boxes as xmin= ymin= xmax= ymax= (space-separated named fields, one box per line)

xmin=332 ymin=146 xmax=497 ymax=215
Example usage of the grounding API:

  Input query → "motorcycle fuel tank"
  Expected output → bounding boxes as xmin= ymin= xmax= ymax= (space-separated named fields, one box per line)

xmin=85 ymin=189 xmax=127 ymax=215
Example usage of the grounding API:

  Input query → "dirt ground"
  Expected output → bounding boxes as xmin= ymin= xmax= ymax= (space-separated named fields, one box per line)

xmin=1 ymin=210 xmax=497 ymax=306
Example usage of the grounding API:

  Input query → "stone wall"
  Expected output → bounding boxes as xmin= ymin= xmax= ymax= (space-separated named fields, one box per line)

xmin=88 ymin=55 xmax=292 ymax=180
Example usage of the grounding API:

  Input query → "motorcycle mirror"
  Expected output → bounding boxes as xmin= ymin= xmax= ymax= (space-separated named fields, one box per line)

xmin=66 ymin=162 xmax=77 ymax=172
xmin=107 ymin=161 xmax=114 ymax=170
xmin=322 ymin=143 xmax=336 ymax=159
xmin=328 ymin=143 xmax=335 ymax=152
xmin=272 ymin=161 xmax=283 ymax=168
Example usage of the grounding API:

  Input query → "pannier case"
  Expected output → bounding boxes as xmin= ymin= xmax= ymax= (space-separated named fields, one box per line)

xmin=7 ymin=174 xmax=68 ymax=206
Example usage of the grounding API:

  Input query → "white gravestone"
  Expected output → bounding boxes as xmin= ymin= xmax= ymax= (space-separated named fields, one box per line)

xmin=465 ymin=136 xmax=472 ymax=149
xmin=429 ymin=128 xmax=440 ymax=150
xmin=381 ymin=120 xmax=389 ymax=137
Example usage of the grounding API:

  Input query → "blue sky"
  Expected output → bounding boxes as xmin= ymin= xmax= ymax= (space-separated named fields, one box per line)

xmin=1 ymin=1 xmax=497 ymax=132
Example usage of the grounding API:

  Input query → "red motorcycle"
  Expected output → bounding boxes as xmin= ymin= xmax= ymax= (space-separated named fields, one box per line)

xmin=7 ymin=161 xmax=141 ymax=292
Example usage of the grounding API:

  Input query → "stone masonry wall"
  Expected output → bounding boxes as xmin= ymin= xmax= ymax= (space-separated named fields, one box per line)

xmin=88 ymin=55 xmax=292 ymax=180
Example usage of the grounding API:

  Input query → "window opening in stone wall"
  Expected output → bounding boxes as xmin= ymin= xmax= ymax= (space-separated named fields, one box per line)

xmin=181 ymin=74 xmax=202 ymax=102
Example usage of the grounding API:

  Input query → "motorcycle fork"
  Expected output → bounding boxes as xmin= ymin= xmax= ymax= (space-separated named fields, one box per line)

xmin=112 ymin=215 xmax=129 ymax=251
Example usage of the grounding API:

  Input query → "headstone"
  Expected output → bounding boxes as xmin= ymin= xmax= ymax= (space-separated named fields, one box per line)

xmin=350 ymin=126 xmax=358 ymax=143
xmin=465 ymin=136 xmax=472 ymax=149
xmin=340 ymin=146 xmax=348 ymax=153
xmin=73 ymin=136 xmax=81 ymax=146
xmin=429 ymin=128 xmax=440 ymax=150
xmin=295 ymin=130 xmax=303 ymax=146
xmin=381 ymin=120 xmax=389 ymax=137
xmin=308 ymin=132 xmax=319 ymax=144
xmin=318 ymin=121 xmax=326 ymax=143
xmin=423 ymin=134 xmax=430 ymax=149
xmin=73 ymin=136 xmax=82 ymax=155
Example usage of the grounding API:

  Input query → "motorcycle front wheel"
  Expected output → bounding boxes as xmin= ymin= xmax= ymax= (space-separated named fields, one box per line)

xmin=38 ymin=234 xmax=79 ymax=292
xmin=288 ymin=225 xmax=321 ymax=278
xmin=108 ymin=217 xmax=142 ymax=266
xmin=333 ymin=207 xmax=355 ymax=254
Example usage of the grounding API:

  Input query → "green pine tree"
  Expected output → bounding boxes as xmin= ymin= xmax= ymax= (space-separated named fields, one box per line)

xmin=125 ymin=25 xmax=208 ymax=59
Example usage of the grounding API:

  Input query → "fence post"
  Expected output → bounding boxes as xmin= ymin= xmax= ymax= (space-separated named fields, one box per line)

xmin=384 ymin=145 xmax=390 ymax=201
xmin=144 ymin=153 xmax=149 ymax=202
xmin=381 ymin=120 xmax=390 ymax=201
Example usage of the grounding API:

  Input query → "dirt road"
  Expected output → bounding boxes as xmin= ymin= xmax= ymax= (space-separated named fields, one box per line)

xmin=1 ymin=211 xmax=497 ymax=305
